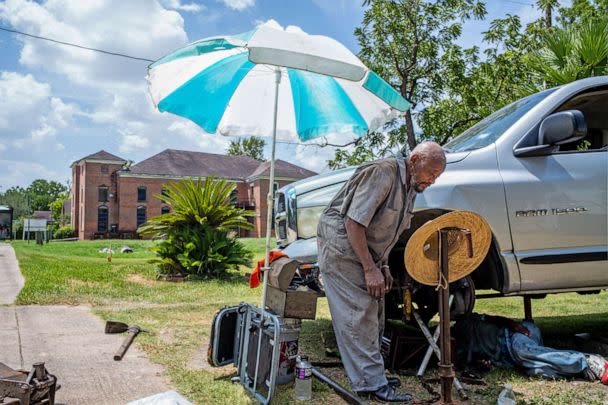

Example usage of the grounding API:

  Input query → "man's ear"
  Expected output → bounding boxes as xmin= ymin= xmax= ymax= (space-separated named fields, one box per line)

xmin=409 ymin=154 xmax=419 ymax=165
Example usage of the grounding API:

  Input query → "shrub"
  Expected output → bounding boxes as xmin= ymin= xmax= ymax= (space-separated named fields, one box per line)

xmin=54 ymin=226 xmax=75 ymax=239
xmin=138 ymin=177 xmax=254 ymax=278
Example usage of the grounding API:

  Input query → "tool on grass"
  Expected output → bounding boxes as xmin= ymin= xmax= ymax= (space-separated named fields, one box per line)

xmin=311 ymin=367 xmax=365 ymax=405
xmin=105 ymin=321 xmax=148 ymax=361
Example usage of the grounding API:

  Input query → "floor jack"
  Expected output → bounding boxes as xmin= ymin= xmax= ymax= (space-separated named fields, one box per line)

xmin=0 ymin=362 xmax=59 ymax=405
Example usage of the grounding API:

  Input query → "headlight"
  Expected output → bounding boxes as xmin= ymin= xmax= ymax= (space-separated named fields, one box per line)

xmin=296 ymin=206 xmax=325 ymax=239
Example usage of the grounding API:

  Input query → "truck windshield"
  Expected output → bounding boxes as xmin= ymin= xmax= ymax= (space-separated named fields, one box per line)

xmin=444 ymin=88 xmax=556 ymax=152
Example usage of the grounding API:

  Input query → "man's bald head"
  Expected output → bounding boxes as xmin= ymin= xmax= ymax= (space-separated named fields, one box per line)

xmin=407 ymin=141 xmax=447 ymax=193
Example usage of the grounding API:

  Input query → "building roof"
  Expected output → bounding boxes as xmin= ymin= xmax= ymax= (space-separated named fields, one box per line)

xmin=248 ymin=160 xmax=317 ymax=180
xmin=126 ymin=149 xmax=316 ymax=181
xmin=71 ymin=150 xmax=127 ymax=167
xmin=33 ymin=211 xmax=52 ymax=220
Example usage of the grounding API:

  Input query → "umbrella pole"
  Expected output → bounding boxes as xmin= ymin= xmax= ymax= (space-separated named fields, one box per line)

xmin=253 ymin=66 xmax=281 ymax=396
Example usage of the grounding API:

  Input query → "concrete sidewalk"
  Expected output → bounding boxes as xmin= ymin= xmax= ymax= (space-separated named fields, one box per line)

xmin=0 ymin=244 xmax=171 ymax=404
xmin=0 ymin=243 xmax=24 ymax=304
xmin=0 ymin=305 xmax=170 ymax=404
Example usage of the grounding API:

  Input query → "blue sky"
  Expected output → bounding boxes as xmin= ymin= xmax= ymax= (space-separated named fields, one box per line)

xmin=0 ymin=0 xmax=556 ymax=189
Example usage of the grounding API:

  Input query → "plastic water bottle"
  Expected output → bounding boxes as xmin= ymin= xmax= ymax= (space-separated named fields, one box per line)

xmin=497 ymin=383 xmax=516 ymax=405
xmin=294 ymin=355 xmax=312 ymax=401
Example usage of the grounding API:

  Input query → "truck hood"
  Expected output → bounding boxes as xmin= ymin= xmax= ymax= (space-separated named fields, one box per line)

xmin=288 ymin=151 xmax=470 ymax=196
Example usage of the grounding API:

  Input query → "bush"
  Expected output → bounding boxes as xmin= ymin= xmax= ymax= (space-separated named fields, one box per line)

xmin=138 ymin=177 xmax=254 ymax=278
xmin=54 ymin=226 xmax=75 ymax=239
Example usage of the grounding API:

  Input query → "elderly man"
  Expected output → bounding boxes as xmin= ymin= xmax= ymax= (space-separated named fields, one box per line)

xmin=317 ymin=142 xmax=446 ymax=402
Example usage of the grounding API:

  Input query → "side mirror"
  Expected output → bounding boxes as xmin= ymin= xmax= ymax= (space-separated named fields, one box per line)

xmin=514 ymin=110 xmax=587 ymax=157
xmin=538 ymin=110 xmax=587 ymax=145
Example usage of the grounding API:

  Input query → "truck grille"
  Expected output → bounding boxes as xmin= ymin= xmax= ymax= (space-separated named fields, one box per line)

xmin=275 ymin=192 xmax=288 ymax=242
xmin=277 ymin=193 xmax=286 ymax=212
xmin=277 ymin=220 xmax=287 ymax=240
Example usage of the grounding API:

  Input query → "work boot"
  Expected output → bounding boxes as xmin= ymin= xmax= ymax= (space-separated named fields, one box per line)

xmin=357 ymin=384 xmax=412 ymax=403
xmin=586 ymin=354 xmax=608 ymax=384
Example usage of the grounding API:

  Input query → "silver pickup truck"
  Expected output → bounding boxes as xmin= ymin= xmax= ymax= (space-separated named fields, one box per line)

xmin=275 ymin=76 xmax=607 ymax=318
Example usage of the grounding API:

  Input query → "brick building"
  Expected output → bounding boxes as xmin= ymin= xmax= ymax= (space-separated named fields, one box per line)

xmin=70 ymin=149 xmax=316 ymax=240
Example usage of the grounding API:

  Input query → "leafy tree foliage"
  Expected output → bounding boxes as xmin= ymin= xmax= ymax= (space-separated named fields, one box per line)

xmin=50 ymin=192 xmax=70 ymax=227
xmin=138 ymin=177 xmax=254 ymax=278
xmin=330 ymin=0 xmax=606 ymax=168
xmin=227 ymin=136 xmax=266 ymax=161
xmin=27 ymin=179 xmax=68 ymax=211
xmin=1 ymin=180 xmax=68 ymax=215
xmin=528 ymin=17 xmax=607 ymax=86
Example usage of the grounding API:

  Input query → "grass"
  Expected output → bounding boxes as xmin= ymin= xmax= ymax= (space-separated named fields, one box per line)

xmin=8 ymin=239 xmax=608 ymax=404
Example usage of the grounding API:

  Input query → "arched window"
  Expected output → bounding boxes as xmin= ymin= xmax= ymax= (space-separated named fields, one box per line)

xmin=98 ymin=185 xmax=108 ymax=202
xmin=98 ymin=206 xmax=108 ymax=232
xmin=137 ymin=186 xmax=147 ymax=202
xmin=136 ymin=206 xmax=147 ymax=227
xmin=161 ymin=206 xmax=170 ymax=215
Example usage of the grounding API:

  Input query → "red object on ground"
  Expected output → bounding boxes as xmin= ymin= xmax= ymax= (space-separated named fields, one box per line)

xmin=249 ymin=250 xmax=288 ymax=288
xmin=601 ymin=362 xmax=608 ymax=385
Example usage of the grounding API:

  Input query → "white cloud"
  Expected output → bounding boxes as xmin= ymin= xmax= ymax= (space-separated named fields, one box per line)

xmin=0 ymin=71 xmax=50 ymax=129
xmin=0 ymin=159 xmax=64 ymax=188
xmin=0 ymin=71 xmax=81 ymax=185
xmin=221 ymin=0 xmax=255 ymax=11
xmin=160 ymin=0 xmax=204 ymax=12
xmin=0 ymin=0 xmax=188 ymax=88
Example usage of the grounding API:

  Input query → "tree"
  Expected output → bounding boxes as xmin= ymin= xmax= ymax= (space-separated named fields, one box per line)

xmin=27 ymin=179 xmax=68 ymax=211
xmin=50 ymin=192 xmax=70 ymax=227
xmin=227 ymin=137 xmax=266 ymax=161
xmin=0 ymin=186 xmax=28 ymax=216
xmin=138 ymin=177 xmax=254 ymax=278
xmin=418 ymin=13 xmax=544 ymax=143
xmin=528 ymin=17 xmax=608 ymax=86
xmin=329 ymin=0 xmax=486 ymax=168
xmin=537 ymin=0 xmax=559 ymax=28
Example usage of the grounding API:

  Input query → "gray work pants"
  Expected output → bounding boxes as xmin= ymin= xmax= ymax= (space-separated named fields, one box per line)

xmin=318 ymin=233 xmax=388 ymax=392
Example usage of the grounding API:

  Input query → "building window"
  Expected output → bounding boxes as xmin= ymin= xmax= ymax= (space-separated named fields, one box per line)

xmin=230 ymin=189 xmax=238 ymax=205
xmin=161 ymin=206 xmax=170 ymax=215
xmin=137 ymin=186 xmax=147 ymax=202
xmin=136 ymin=206 xmax=147 ymax=227
xmin=98 ymin=186 xmax=108 ymax=202
xmin=101 ymin=165 xmax=108 ymax=173
xmin=161 ymin=186 xmax=169 ymax=197
xmin=98 ymin=206 xmax=108 ymax=232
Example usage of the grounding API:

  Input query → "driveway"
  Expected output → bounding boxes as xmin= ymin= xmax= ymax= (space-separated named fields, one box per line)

xmin=0 ymin=243 xmax=171 ymax=404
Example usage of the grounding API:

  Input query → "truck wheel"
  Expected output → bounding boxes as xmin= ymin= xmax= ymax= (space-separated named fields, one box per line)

xmin=412 ymin=276 xmax=476 ymax=324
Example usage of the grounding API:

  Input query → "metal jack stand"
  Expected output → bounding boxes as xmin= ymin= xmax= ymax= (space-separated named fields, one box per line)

xmin=435 ymin=228 xmax=473 ymax=405
xmin=413 ymin=296 xmax=468 ymax=401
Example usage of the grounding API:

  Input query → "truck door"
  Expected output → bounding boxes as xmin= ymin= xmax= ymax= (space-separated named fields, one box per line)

xmin=501 ymin=87 xmax=608 ymax=291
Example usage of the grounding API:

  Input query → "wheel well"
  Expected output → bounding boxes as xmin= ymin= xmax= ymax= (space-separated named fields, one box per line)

xmin=394 ymin=209 xmax=505 ymax=291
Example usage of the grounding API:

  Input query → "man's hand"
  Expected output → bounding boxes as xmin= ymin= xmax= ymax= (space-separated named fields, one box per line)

xmin=364 ymin=265 xmax=385 ymax=298
xmin=510 ymin=322 xmax=531 ymax=337
xmin=381 ymin=265 xmax=393 ymax=292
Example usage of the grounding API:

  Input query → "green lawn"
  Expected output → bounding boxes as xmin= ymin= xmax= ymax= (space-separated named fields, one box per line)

xmin=9 ymin=239 xmax=608 ymax=404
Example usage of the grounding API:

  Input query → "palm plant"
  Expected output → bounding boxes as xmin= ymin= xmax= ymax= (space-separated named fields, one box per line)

xmin=138 ymin=177 xmax=254 ymax=278
xmin=529 ymin=18 xmax=608 ymax=87
xmin=138 ymin=177 xmax=254 ymax=237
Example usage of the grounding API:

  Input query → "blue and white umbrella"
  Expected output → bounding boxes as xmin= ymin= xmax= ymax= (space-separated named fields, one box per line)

xmin=147 ymin=22 xmax=410 ymax=404
xmin=148 ymin=23 xmax=409 ymax=142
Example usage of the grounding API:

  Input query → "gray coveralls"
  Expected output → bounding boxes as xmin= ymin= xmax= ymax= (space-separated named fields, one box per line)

xmin=317 ymin=156 xmax=416 ymax=392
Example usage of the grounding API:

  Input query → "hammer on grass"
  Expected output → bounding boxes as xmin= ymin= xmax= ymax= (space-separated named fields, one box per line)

xmin=105 ymin=321 xmax=148 ymax=361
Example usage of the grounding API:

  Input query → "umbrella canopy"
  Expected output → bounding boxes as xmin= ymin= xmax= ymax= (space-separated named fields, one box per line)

xmin=147 ymin=23 xmax=409 ymax=142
